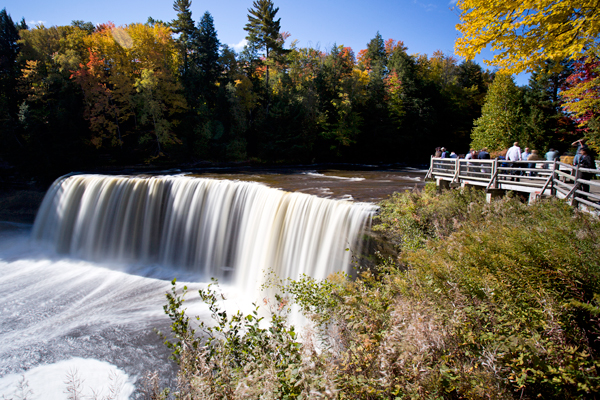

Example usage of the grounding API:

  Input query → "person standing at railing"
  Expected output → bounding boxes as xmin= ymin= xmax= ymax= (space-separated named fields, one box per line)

xmin=465 ymin=149 xmax=475 ymax=160
xmin=477 ymin=147 xmax=490 ymax=174
xmin=543 ymin=148 xmax=560 ymax=175
xmin=477 ymin=148 xmax=490 ymax=160
xmin=545 ymin=148 xmax=559 ymax=162
xmin=528 ymin=150 xmax=543 ymax=177
xmin=579 ymin=147 xmax=596 ymax=193
xmin=506 ymin=142 xmax=522 ymax=180
xmin=521 ymin=147 xmax=532 ymax=176
xmin=572 ymin=139 xmax=587 ymax=166
xmin=464 ymin=149 xmax=476 ymax=175
xmin=521 ymin=147 xmax=531 ymax=160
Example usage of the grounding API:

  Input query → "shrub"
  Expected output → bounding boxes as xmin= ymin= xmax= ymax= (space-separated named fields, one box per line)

xmin=288 ymin=192 xmax=600 ymax=399
xmin=162 ymin=189 xmax=600 ymax=399
xmin=161 ymin=279 xmax=336 ymax=399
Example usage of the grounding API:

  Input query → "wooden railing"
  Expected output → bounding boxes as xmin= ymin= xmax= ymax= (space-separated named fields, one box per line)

xmin=426 ymin=158 xmax=600 ymax=212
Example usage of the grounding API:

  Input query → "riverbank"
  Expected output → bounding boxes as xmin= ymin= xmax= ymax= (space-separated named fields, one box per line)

xmin=161 ymin=186 xmax=600 ymax=399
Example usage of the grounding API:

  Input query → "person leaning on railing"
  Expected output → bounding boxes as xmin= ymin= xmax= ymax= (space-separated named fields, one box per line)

xmin=506 ymin=142 xmax=522 ymax=180
xmin=579 ymin=147 xmax=596 ymax=193
xmin=527 ymin=150 xmax=544 ymax=176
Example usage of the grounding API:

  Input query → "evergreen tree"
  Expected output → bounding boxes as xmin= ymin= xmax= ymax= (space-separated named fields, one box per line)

xmin=523 ymin=60 xmax=575 ymax=151
xmin=365 ymin=32 xmax=387 ymax=79
xmin=358 ymin=33 xmax=392 ymax=160
xmin=471 ymin=73 xmax=525 ymax=151
xmin=71 ymin=20 xmax=95 ymax=34
xmin=194 ymin=11 xmax=220 ymax=104
xmin=244 ymin=0 xmax=283 ymax=86
xmin=171 ymin=0 xmax=196 ymax=76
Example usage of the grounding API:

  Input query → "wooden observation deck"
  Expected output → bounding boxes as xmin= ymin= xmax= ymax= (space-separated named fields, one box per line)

xmin=426 ymin=158 xmax=600 ymax=213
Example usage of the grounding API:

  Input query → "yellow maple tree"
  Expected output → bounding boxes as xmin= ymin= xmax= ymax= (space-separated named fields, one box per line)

xmin=455 ymin=0 xmax=600 ymax=74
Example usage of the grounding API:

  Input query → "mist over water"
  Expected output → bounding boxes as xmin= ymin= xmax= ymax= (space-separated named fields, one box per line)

xmin=0 ymin=169 xmax=425 ymax=397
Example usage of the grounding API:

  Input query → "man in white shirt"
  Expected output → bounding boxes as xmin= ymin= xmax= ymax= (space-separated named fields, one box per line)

xmin=505 ymin=142 xmax=522 ymax=180
xmin=506 ymin=142 xmax=522 ymax=161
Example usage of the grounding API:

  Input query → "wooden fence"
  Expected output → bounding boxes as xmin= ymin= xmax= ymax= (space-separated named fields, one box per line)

xmin=426 ymin=158 xmax=600 ymax=212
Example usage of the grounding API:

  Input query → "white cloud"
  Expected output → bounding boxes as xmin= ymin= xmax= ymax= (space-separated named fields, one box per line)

xmin=448 ymin=0 xmax=458 ymax=6
xmin=412 ymin=0 xmax=437 ymax=11
xmin=231 ymin=39 xmax=248 ymax=52
xmin=28 ymin=20 xmax=46 ymax=27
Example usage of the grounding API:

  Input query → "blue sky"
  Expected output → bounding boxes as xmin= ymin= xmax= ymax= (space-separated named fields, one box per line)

xmin=2 ymin=0 xmax=529 ymax=85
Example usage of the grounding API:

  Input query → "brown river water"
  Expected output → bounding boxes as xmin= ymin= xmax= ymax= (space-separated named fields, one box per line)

xmin=185 ymin=165 xmax=427 ymax=203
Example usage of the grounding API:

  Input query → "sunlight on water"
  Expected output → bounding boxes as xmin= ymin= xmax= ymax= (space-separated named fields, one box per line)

xmin=33 ymin=175 xmax=377 ymax=295
xmin=1 ymin=174 xmax=378 ymax=396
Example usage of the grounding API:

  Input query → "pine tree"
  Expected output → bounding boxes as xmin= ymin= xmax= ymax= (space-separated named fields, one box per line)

xmin=171 ymin=0 xmax=196 ymax=76
xmin=194 ymin=11 xmax=220 ymax=104
xmin=244 ymin=0 xmax=283 ymax=86
xmin=522 ymin=61 xmax=573 ymax=151
xmin=365 ymin=32 xmax=387 ymax=78
xmin=471 ymin=73 xmax=525 ymax=151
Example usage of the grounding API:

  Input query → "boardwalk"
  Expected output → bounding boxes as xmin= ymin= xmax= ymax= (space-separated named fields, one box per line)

xmin=426 ymin=158 xmax=600 ymax=212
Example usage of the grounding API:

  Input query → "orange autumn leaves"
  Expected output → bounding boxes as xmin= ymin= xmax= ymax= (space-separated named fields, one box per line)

xmin=70 ymin=22 xmax=185 ymax=151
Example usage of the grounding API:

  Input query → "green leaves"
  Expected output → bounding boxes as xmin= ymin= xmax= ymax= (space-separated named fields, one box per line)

xmin=471 ymin=73 xmax=524 ymax=151
xmin=162 ymin=278 xmax=306 ymax=397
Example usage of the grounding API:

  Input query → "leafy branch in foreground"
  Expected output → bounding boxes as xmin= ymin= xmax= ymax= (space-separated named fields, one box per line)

xmin=161 ymin=278 xmax=335 ymax=399
xmin=161 ymin=189 xmax=600 ymax=399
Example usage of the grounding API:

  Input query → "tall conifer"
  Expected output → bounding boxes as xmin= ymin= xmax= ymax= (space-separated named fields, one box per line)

xmin=244 ymin=0 xmax=283 ymax=86
xmin=471 ymin=73 xmax=525 ymax=151
xmin=365 ymin=32 xmax=387 ymax=78
xmin=171 ymin=0 xmax=196 ymax=76
xmin=195 ymin=11 xmax=220 ymax=103
xmin=0 ymin=8 xmax=23 ymax=146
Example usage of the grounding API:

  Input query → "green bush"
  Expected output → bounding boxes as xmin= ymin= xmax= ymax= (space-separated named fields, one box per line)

xmin=162 ymin=189 xmax=600 ymax=399
xmin=373 ymin=183 xmax=487 ymax=252
xmin=161 ymin=279 xmax=337 ymax=399
xmin=288 ymin=192 xmax=600 ymax=399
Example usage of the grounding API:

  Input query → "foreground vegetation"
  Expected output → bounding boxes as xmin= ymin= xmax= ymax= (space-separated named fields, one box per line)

xmin=162 ymin=185 xmax=600 ymax=399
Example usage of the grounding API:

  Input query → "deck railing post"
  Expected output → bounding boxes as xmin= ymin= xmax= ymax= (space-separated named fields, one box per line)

xmin=453 ymin=158 xmax=460 ymax=183
xmin=426 ymin=156 xmax=433 ymax=180
xmin=492 ymin=160 xmax=498 ymax=188
xmin=551 ymin=160 xmax=556 ymax=195
xmin=573 ymin=163 xmax=581 ymax=207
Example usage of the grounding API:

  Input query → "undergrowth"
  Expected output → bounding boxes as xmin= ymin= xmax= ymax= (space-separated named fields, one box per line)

xmin=159 ymin=185 xmax=600 ymax=399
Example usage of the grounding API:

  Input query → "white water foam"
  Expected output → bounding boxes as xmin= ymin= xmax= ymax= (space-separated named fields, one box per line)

xmin=300 ymin=171 xmax=366 ymax=181
xmin=0 ymin=358 xmax=134 ymax=399
xmin=0 ymin=235 xmax=254 ymax=397
xmin=2 ymin=174 xmax=377 ymax=395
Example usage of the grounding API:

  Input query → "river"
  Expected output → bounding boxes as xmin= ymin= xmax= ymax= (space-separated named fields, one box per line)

xmin=0 ymin=166 xmax=426 ymax=399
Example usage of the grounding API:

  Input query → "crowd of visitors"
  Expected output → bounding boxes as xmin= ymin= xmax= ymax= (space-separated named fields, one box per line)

xmin=432 ymin=141 xmax=598 ymax=202
xmin=433 ymin=140 xmax=595 ymax=168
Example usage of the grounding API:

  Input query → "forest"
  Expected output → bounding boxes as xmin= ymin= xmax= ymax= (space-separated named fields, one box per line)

xmin=0 ymin=0 xmax=590 ymax=184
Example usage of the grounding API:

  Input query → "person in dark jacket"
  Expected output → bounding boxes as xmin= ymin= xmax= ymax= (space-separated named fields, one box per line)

xmin=578 ymin=147 xmax=596 ymax=193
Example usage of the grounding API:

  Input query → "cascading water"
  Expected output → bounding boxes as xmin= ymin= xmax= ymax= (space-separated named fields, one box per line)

xmin=1 ymin=170 xmax=428 ymax=397
xmin=32 ymin=174 xmax=377 ymax=294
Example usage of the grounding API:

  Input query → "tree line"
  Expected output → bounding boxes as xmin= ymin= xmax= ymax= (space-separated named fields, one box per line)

xmin=0 ymin=0 xmax=586 ymax=182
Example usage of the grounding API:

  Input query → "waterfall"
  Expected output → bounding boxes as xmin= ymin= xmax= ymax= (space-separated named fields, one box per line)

xmin=32 ymin=174 xmax=377 ymax=292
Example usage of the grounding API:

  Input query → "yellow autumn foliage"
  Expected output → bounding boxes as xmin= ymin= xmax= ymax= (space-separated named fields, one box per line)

xmin=455 ymin=0 xmax=600 ymax=74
